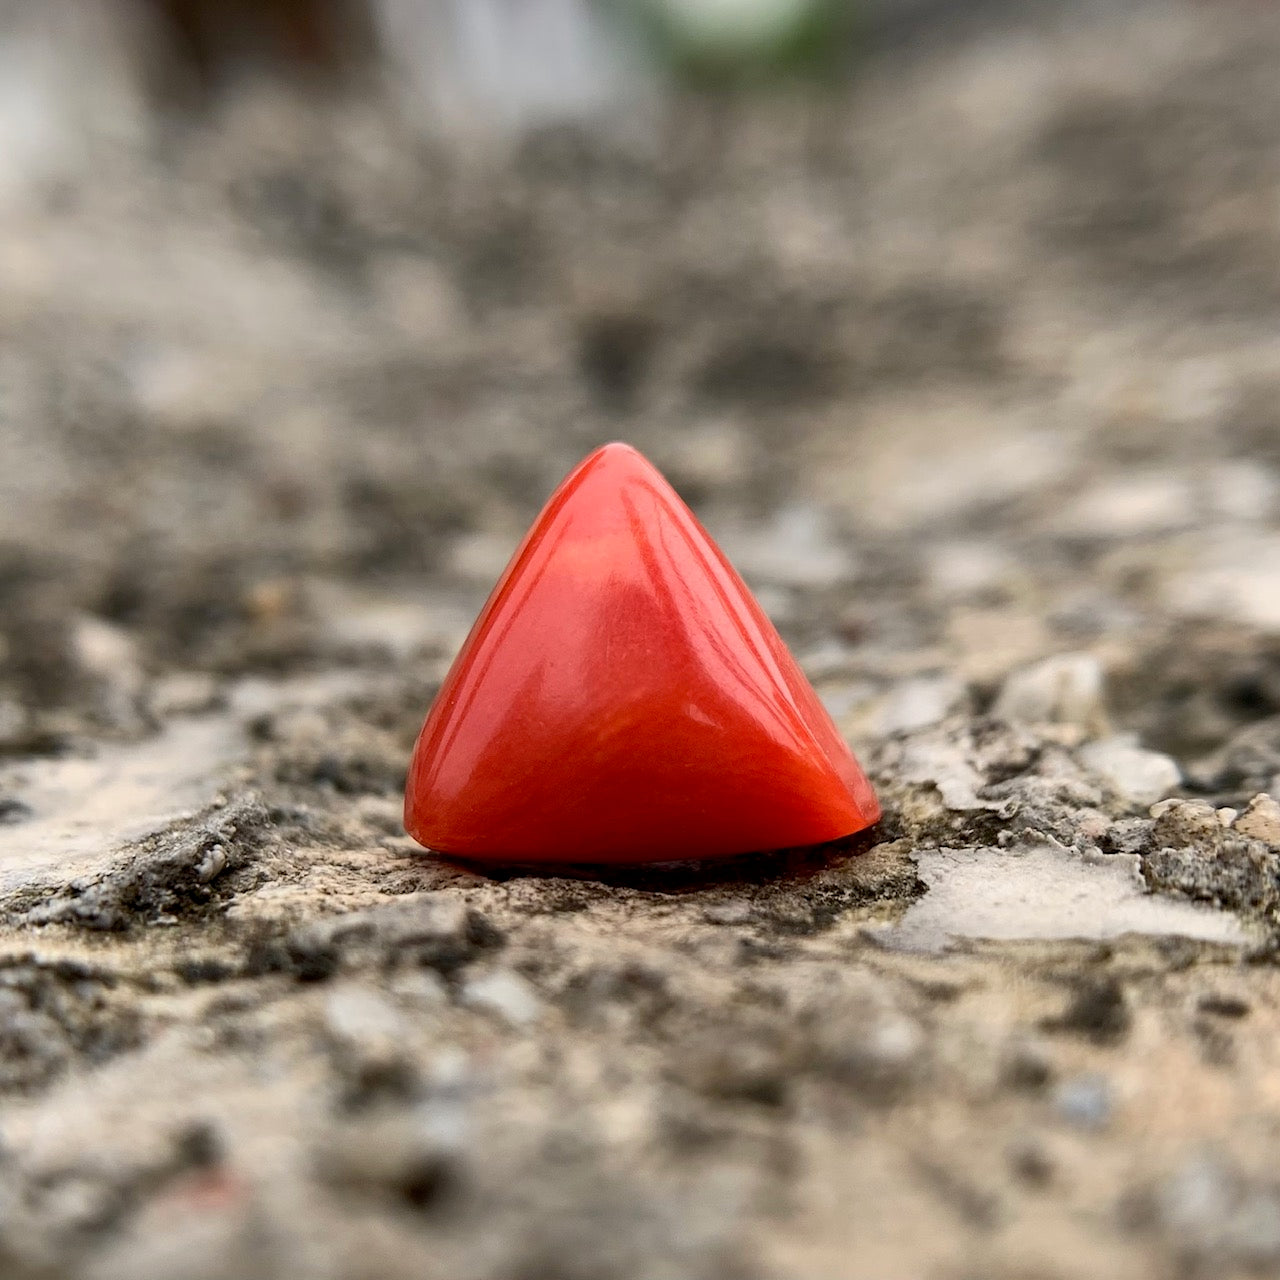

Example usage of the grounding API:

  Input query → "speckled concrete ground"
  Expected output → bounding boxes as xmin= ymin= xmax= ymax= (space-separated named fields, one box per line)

xmin=3 ymin=3 xmax=1280 ymax=1277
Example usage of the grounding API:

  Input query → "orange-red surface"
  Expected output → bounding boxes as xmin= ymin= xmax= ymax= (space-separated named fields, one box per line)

xmin=405 ymin=443 xmax=880 ymax=863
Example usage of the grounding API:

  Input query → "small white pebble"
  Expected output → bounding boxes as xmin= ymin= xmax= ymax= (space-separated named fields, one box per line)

xmin=704 ymin=900 xmax=753 ymax=925
xmin=461 ymin=971 xmax=541 ymax=1027
xmin=1080 ymin=736 xmax=1181 ymax=808
xmin=195 ymin=844 xmax=228 ymax=883
xmin=993 ymin=653 xmax=1107 ymax=730
xmin=324 ymin=985 xmax=405 ymax=1049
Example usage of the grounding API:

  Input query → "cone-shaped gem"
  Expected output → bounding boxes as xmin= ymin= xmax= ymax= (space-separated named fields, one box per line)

xmin=405 ymin=443 xmax=880 ymax=863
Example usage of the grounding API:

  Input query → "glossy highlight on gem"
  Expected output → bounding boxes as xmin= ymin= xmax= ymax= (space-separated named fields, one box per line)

xmin=404 ymin=443 xmax=880 ymax=864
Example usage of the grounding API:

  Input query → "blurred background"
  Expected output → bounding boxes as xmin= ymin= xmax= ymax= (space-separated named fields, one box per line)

xmin=2 ymin=0 xmax=1279 ymax=754
xmin=5 ymin=3 xmax=1280 ymax=1279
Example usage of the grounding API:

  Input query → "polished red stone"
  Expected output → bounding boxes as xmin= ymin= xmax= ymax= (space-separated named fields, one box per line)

xmin=404 ymin=443 xmax=880 ymax=863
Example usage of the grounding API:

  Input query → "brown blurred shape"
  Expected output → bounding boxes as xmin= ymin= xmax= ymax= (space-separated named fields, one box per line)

xmin=142 ymin=0 xmax=377 ymax=102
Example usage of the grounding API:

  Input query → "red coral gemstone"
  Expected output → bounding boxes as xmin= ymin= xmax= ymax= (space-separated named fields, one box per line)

xmin=404 ymin=443 xmax=880 ymax=864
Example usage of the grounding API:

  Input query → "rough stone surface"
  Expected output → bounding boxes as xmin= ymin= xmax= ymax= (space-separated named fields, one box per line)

xmin=2 ymin=3 xmax=1280 ymax=1278
xmin=1234 ymin=793 xmax=1280 ymax=846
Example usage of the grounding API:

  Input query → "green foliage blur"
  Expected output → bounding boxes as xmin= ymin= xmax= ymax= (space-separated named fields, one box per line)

xmin=617 ymin=0 xmax=860 ymax=85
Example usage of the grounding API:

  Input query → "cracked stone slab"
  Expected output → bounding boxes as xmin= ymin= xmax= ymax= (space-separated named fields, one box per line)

xmin=877 ymin=842 xmax=1253 ymax=952
xmin=0 ymin=672 xmax=371 ymax=903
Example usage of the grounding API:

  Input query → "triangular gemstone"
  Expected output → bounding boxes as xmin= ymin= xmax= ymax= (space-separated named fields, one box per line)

xmin=405 ymin=443 xmax=880 ymax=863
